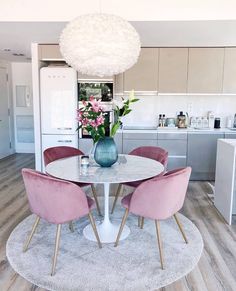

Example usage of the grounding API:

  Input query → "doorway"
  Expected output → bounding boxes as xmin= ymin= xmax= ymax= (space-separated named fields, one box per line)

xmin=0 ymin=67 xmax=11 ymax=159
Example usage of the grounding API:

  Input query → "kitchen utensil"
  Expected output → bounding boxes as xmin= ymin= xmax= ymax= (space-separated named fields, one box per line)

xmin=166 ymin=118 xmax=176 ymax=127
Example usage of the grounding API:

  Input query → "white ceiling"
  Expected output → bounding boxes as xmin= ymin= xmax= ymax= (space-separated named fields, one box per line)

xmin=1 ymin=20 xmax=236 ymax=62
xmin=1 ymin=0 xmax=236 ymax=22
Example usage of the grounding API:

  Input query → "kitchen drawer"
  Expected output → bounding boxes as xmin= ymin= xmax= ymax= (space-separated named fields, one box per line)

xmin=167 ymin=157 xmax=187 ymax=171
xmin=158 ymin=139 xmax=187 ymax=156
xmin=123 ymin=132 xmax=157 ymax=140
xmin=41 ymin=134 xmax=78 ymax=171
xmin=42 ymin=134 xmax=78 ymax=150
xmin=157 ymin=132 xmax=187 ymax=140
xmin=123 ymin=139 xmax=157 ymax=154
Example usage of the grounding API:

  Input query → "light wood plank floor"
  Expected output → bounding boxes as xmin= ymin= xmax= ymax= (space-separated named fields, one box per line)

xmin=0 ymin=154 xmax=236 ymax=291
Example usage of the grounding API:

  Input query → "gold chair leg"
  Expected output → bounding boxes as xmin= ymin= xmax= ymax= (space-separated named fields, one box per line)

xmin=111 ymin=184 xmax=122 ymax=214
xmin=155 ymin=220 xmax=164 ymax=270
xmin=174 ymin=213 xmax=188 ymax=244
xmin=23 ymin=216 xmax=40 ymax=252
xmin=51 ymin=224 xmax=62 ymax=276
xmin=91 ymin=184 xmax=102 ymax=216
xmin=140 ymin=217 xmax=144 ymax=229
xmin=88 ymin=212 xmax=102 ymax=248
xmin=114 ymin=208 xmax=129 ymax=247
xmin=69 ymin=221 xmax=74 ymax=232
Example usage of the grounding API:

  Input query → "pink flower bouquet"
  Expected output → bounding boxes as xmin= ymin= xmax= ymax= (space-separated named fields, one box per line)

xmin=77 ymin=96 xmax=107 ymax=143
xmin=78 ymin=92 xmax=139 ymax=143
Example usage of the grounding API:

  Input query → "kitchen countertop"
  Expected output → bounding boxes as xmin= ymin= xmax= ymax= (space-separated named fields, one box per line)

xmin=120 ymin=127 xmax=236 ymax=134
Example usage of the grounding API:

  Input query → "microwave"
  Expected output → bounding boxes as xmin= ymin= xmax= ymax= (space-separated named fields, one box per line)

xmin=78 ymin=82 xmax=113 ymax=102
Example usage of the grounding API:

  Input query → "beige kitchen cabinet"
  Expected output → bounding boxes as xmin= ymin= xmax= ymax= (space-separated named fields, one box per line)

xmin=39 ymin=44 xmax=64 ymax=61
xmin=123 ymin=48 xmax=159 ymax=92
xmin=158 ymin=48 xmax=188 ymax=93
xmin=77 ymin=72 xmax=113 ymax=81
xmin=223 ymin=48 xmax=236 ymax=93
xmin=187 ymin=48 xmax=224 ymax=93
xmin=114 ymin=73 xmax=124 ymax=94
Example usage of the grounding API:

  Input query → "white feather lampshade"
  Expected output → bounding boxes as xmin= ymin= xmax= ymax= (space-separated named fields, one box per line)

xmin=59 ymin=14 xmax=141 ymax=77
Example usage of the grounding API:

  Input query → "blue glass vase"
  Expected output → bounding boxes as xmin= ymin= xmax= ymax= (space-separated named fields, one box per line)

xmin=94 ymin=137 xmax=118 ymax=167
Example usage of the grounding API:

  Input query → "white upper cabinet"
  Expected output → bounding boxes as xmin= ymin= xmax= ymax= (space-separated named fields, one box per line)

xmin=158 ymin=48 xmax=188 ymax=93
xmin=124 ymin=48 xmax=159 ymax=92
xmin=187 ymin=48 xmax=224 ymax=93
xmin=223 ymin=48 xmax=236 ymax=93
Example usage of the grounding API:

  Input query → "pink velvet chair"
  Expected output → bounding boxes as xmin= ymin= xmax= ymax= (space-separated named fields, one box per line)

xmin=44 ymin=146 xmax=101 ymax=216
xmin=114 ymin=167 xmax=192 ymax=270
xmin=111 ymin=146 xmax=168 ymax=214
xmin=22 ymin=168 xmax=102 ymax=276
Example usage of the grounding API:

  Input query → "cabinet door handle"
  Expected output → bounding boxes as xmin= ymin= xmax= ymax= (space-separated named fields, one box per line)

xmin=57 ymin=140 xmax=72 ymax=143
xmin=57 ymin=127 xmax=72 ymax=130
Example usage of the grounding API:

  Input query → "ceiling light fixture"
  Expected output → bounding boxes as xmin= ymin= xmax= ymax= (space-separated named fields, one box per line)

xmin=59 ymin=13 xmax=141 ymax=77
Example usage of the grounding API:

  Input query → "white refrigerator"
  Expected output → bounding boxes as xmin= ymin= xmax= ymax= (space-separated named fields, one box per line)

xmin=40 ymin=67 xmax=78 ymax=170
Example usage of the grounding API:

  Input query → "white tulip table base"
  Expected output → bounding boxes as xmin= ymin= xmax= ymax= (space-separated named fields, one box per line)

xmin=6 ymin=199 xmax=203 ymax=291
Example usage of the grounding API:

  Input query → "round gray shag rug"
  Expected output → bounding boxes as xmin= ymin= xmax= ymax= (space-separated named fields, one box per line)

xmin=6 ymin=200 xmax=203 ymax=291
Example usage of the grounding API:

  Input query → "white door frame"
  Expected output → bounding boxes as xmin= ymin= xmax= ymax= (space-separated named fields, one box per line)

xmin=0 ymin=63 xmax=14 ymax=158
xmin=0 ymin=63 xmax=12 ymax=158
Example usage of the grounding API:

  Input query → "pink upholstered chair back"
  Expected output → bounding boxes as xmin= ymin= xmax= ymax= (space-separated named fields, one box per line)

xmin=44 ymin=146 xmax=84 ymax=166
xmin=22 ymin=168 xmax=90 ymax=224
xmin=129 ymin=146 xmax=168 ymax=169
xmin=129 ymin=167 xmax=192 ymax=220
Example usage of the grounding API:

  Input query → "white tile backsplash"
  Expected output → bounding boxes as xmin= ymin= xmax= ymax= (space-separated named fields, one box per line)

xmin=119 ymin=94 xmax=236 ymax=128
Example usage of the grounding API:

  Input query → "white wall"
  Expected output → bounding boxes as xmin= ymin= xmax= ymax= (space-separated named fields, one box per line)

xmin=0 ymin=0 xmax=236 ymax=21
xmin=122 ymin=94 xmax=236 ymax=128
xmin=11 ymin=62 xmax=34 ymax=153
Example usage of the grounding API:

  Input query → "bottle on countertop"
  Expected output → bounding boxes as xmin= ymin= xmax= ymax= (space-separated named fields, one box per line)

xmin=196 ymin=117 xmax=202 ymax=128
xmin=158 ymin=114 xmax=166 ymax=127
xmin=208 ymin=111 xmax=215 ymax=129
xmin=162 ymin=114 xmax=166 ymax=127
xmin=158 ymin=114 xmax=163 ymax=127
xmin=227 ymin=116 xmax=233 ymax=128
xmin=233 ymin=114 xmax=236 ymax=128
xmin=177 ymin=111 xmax=187 ymax=128
xmin=190 ymin=116 xmax=197 ymax=128
xmin=202 ymin=117 xmax=209 ymax=128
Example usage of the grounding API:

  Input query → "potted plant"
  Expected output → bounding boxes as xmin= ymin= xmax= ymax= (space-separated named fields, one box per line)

xmin=78 ymin=91 xmax=138 ymax=167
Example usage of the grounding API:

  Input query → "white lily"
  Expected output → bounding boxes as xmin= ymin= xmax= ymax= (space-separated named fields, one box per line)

xmin=113 ymin=98 xmax=124 ymax=109
xmin=129 ymin=89 xmax=135 ymax=100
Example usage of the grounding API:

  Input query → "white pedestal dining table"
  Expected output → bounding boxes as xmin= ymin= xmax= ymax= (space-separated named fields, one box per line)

xmin=46 ymin=154 xmax=164 ymax=243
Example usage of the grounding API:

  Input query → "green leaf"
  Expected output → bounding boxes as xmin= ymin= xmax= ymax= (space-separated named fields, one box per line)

xmin=123 ymin=109 xmax=132 ymax=116
xmin=98 ymin=126 xmax=105 ymax=137
xmin=111 ymin=121 xmax=121 ymax=137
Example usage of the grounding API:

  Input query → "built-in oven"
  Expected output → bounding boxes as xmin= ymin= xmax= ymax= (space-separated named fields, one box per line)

xmin=78 ymin=81 xmax=113 ymax=102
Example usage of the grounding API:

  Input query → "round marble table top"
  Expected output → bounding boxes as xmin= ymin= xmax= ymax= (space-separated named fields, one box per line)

xmin=46 ymin=154 xmax=164 ymax=184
